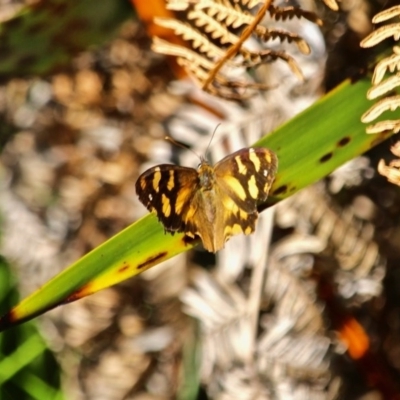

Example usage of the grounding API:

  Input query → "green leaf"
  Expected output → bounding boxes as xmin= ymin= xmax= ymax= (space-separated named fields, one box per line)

xmin=0 ymin=258 xmax=64 ymax=399
xmin=0 ymin=79 xmax=396 ymax=331
xmin=258 ymin=79 xmax=395 ymax=204
xmin=177 ymin=321 xmax=201 ymax=400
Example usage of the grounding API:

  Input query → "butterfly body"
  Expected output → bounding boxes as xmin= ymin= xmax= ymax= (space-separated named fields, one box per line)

xmin=136 ymin=147 xmax=277 ymax=252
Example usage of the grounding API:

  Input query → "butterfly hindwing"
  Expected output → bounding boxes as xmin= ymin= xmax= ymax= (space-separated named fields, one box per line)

xmin=222 ymin=206 xmax=258 ymax=240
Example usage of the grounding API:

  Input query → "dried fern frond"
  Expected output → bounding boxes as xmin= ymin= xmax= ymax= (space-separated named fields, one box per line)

xmin=182 ymin=254 xmax=339 ymax=399
xmin=255 ymin=26 xmax=311 ymax=54
xmin=152 ymin=0 xmax=330 ymax=99
xmin=378 ymin=141 xmax=400 ymax=186
xmin=243 ymin=0 xmax=339 ymax=12
xmin=322 ymin=0 xmax=339 ymax=12
xmin=361 ymin=95 xmax=400 ymax=130
xmin=241 ymin=47 xmax=304 ymax=79
xmin=369 ymin=46 xmax=400 ymax=86
xmin=361 ymin=5 xmax=400 ymax=47
xmin=276 ymin=185 xmax=385 ymax=301
xmin=181 ymin=212 xmax=339 ymax=399
xmin=360 ymin=6 xmax=400 ymax=135
xmin=366 ymin=71 xmax=400 ymax=99
xmin=181 ymin=268 xmax=253 ymax=376
xmin=268 ymin=4 xmax=323 ymax=26
xmin=265 ymin=241 xmax=326 ymax=334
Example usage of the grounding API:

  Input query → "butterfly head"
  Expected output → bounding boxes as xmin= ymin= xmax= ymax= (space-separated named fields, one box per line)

xmin=197 ymin=157 xmax=215 ymax=190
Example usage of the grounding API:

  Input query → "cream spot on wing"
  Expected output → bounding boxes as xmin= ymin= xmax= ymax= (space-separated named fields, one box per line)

xmin=224 ymin=223 xmax=243 ymax=236
xmin=264 ymin=182 xmax=272 ymax=193
xmin=239 ymin=208 xmax=248 ymax=219
xmin=167 ymin=170 xmax=175 ymax=191
xmin=153 ymin=167 xmax=161 ymax=193
xmin=148 ymin=193 xmax=153 ymax=201
xmin=249 ymin=148 xmax=261 ymax=172
xmin=244 ymin=226 xmax=253 ymax=235
xmin=223 ymin=176 xmax=246 ymax=200
xmin=248 ymin=175 xmax=259 ymax=199
xmin=161 ymin=194 xmax=171 ymax=217
xmin=222 ymin=196 xmax=238 ymax=212
xmin=235 ymin=155 xmax=247 ymax=174
xmin=263 ymin=169 xmax=268 ymax=177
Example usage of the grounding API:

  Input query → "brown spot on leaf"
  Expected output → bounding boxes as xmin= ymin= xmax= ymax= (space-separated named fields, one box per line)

xmin=337 ymin=137 xmax=351 ymax=147
xmin=272 ymin=185 xmax=288 ymax=196
xmin=64 ymin=286 xmax=90 ymax=303
xmin=118 ymin=263 xmax=130 ymax=273
xmin=137 ymin=252 xmax=167 ymax=270
xmin=320 ymin=152 xmax=333 ymax=163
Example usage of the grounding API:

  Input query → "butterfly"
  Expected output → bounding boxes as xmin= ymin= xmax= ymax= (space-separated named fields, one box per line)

xmin=135 ymin=147 xmax=278 ymax=252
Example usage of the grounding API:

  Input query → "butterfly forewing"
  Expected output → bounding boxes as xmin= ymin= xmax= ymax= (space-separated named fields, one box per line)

xmin=136 ymin=165 xmax=199 ymax=232
xmin=214 ymin=148 xmax=278 ymax=212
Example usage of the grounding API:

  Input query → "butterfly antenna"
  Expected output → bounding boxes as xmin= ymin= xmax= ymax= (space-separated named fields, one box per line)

xmin=165 ymin=136 xmax=201 ymax=160
xmin=205 ymin=123 xmax=221 ymax=160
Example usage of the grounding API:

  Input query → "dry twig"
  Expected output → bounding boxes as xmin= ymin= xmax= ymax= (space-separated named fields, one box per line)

xmin=361 ymin=6 xmax=400 ymax=135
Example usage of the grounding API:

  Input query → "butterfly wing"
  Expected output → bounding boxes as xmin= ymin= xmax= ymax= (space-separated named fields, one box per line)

xmin=213 ymin=147 xmax=278 ymax=240
xmin=135 ymin=164 xmax=200 ymax=233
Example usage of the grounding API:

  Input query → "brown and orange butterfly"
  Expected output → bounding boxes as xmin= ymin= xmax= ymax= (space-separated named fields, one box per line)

xmin=135 ymin=147 xmax=278 ymax=252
